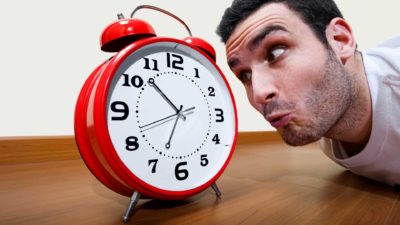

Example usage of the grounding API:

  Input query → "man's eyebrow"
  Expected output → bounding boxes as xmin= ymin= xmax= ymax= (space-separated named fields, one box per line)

xmin=228 ymin=25 xmax=288 ymax=70
xmin=248 ymin=24 xmax=288 ymax=52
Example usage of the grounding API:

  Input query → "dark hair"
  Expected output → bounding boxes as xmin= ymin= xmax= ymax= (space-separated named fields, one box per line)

xmin=216 ymin=0 xmax=343 ymax=46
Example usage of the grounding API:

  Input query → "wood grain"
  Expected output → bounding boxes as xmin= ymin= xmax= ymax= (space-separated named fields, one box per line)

xmin=0 ymin=131 xmax=279 ymax=164
xmin=0 ymin=136 xmax=80 ymax=164
xmin=0 ymin=141 xmax=399 ymax=225
xmin=236 ymin=131 xmax=282 ymax=144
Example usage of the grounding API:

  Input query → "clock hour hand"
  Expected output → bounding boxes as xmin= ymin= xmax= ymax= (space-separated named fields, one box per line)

xmin=166 ymin=105 xmax=183 ymax=149
xmin=148 ymin=78 xmax=186 ymax=120
xmin=139 ymin=106 xmax=195 ymax=130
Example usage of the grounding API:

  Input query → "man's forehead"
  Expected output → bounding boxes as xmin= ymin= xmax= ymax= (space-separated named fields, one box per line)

xmin=226 ymin=3 xmax=301 ymax=61
xmin=232 ymin=4 xmax=292 ymax=31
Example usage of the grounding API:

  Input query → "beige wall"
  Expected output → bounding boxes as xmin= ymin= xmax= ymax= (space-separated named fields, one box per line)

xmin=0 ymin=0 xmax=399 ymax=136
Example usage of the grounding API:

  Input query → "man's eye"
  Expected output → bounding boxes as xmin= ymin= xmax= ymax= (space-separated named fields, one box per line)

xmin=239 ymin=71 xmax=252 ymax=84
xmin=266 ymin=45 xmax=286 ymax=62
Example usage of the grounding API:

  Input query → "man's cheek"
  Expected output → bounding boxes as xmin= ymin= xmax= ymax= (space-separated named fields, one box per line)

xmin=242 ymin=87 xmax=263 ymax=117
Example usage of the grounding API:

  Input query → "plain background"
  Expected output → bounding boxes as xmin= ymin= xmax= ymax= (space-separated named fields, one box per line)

xmin=0 ymin=0 xmax=399 ymax=137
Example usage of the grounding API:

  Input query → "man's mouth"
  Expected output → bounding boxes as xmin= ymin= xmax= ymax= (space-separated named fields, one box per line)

xmin=267 ymin=113 xmax=290 ymax=128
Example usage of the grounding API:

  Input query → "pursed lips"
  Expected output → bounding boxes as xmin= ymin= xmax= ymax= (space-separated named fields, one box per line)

xmin=266 ymin=113 xmax=291 ymax=128
xmin=262 ymin=101 xmax=294 ymax=128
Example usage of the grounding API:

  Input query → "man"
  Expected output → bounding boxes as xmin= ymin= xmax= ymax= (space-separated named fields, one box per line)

xmin=216 ymin=0 xmax=400 ymax=186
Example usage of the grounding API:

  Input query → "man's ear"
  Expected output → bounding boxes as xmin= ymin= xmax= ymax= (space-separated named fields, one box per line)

xmin=325 ymin=18 xmax=356 ymax=64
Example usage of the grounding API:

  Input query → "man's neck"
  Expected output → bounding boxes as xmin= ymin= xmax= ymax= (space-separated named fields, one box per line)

xmin=325 ymin=51 xmax=372 ymax=156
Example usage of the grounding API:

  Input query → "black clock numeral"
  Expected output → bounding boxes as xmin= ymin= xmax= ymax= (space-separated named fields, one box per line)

xmin=208 ymin=87 xmax=215 ymax=96
xmin=194 ymin=68 xmax=200 ymax=78
xmin=200 ymin=154 xmax=209 ymax=167
xmin=215 ymin=108 xmax=224 ymax=122
xmin=148 ymin=159 xmax=158 ymax=173
xmin=143 ymin=57 xmax=159 ymax=71
xmin=212 ymin=134 xmax=221 ymax=144
xmin=166 ymin=53 xmax=184 ymax=70
xmin=175 ymin=162 xmax=189 ymax=180
xmin=111 ymin=101 xmax=129 ymax=120
xmin=122 ymin=74 xmax=144 ymax=88
xmin=125 ymin=136 xmax=139 ymax=151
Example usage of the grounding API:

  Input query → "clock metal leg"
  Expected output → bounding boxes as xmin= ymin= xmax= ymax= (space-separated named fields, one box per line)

xmin=211 ymin=182 xmax=222 ymax=198
xmin=123 ymin=191 xmax=141 ymax=223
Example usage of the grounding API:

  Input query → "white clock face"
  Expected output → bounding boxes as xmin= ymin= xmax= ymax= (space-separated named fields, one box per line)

xmin=106 ymin=41 xmax=236 ymax=191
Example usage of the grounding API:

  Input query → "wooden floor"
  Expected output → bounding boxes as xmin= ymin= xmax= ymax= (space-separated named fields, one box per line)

xmin=1 ymin=141 xmax=399 ymax=225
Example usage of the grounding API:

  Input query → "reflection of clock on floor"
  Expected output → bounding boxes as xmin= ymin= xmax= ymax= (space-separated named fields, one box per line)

xmin=74 ymin=5 xmax=238 ymax=223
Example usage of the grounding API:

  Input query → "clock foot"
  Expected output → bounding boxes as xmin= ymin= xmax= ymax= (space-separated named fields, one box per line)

xmin=123 ymin=191 xmax=141 ymax=223
xmin=211 ymin=182 xmax=222 ymax=198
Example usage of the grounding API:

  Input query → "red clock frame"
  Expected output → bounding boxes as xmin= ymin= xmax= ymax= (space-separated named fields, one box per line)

xmin=75 ymin=34 xmax=238 ymax=200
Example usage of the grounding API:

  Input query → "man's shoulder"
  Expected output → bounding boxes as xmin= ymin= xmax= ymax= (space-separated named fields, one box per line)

xmin=363 ymin=36 xmax=400 ymax=65
xmin=374 ymin=36 xmax=400 ymax=49
xmin=363 ymin=36 xmax=400 ymax=84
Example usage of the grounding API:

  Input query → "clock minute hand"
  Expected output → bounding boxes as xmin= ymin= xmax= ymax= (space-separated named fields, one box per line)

xmin=139 ymin=106 xmax=195 ymax=130
xmin=148 ymin=78 xmax=186 ymax=120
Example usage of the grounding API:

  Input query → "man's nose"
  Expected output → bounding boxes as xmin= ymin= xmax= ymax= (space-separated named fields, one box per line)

xmin=251 ymin=65 xmax=278 ymax=105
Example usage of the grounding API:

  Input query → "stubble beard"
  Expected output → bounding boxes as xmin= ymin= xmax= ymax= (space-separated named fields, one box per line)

xmin=281 ymin=50 xmax=354 ymax=146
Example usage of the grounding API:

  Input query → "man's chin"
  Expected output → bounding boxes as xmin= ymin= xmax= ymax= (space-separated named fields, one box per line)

xmin=279 ymin=128 xmax=321 ymax=146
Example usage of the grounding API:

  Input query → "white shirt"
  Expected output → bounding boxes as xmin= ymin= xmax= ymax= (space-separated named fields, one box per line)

xmin=320 ymin=36 xmax=400 ymax=186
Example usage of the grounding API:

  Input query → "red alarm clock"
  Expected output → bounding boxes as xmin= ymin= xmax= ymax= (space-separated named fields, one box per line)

xmin=74 ymin=5 xmax=238 ymax=222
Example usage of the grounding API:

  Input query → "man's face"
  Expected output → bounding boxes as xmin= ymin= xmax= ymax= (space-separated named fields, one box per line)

xmin=226 ymin=3 xmax=352 ymax=146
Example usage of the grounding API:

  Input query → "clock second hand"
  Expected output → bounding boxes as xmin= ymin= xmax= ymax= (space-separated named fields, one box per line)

xmin=139 ymin=106 xmax=195 ymax=130
xmin=148 ymin=78 xmax=186 ymax=121
xmin=166 ymin=105 xmax=183 ymax=149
